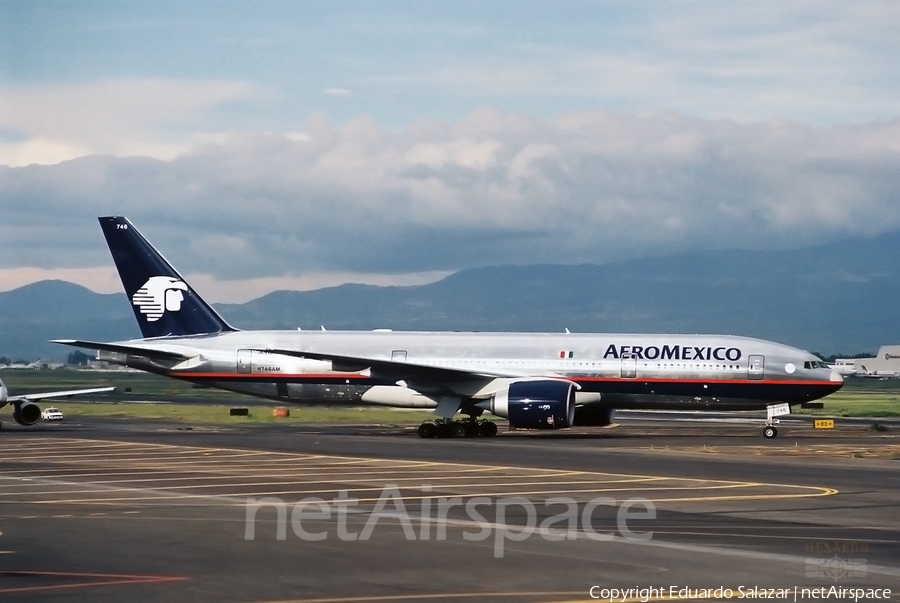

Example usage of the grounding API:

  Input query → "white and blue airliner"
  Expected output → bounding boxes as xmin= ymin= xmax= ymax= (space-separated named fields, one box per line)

xmin=56 ymin=217 xmax=844 ymax=439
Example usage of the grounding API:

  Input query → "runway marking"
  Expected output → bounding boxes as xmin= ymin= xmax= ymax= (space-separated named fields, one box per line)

xmin=5 ymin=450 xmax=274 ymax=463
xmin=0 ymin=476 xmax=666 ymax=496
xmin=0 ymin=570 xmax=188 ymax=595
xmin=0 ymin=437 xmax=838 ymax=507
xmin=4 ymin=465 xmax=576 ymax=483
xmin=7 ymin=512 xmax=896 ymax=534
xmin=0 ymin=480 xmax=826 ymax=506
xmin=0 ymin=476 xmax=831 ymax=504
xmin=0 ymin=462 xmax=507 ymax=478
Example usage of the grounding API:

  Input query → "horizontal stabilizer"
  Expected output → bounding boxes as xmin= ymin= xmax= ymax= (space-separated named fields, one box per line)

xmin=52 ymin=339 xmax=192 ymax=361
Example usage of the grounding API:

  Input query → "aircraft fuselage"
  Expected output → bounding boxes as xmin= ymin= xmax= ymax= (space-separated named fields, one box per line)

xmin=100 ymin=330 xmax=842 ymax=411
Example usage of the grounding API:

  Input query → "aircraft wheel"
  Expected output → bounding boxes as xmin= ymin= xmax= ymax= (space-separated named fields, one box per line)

xmin=450 ymin=422 xmax=469 ymax=438
xmin=417 ymin=422 xmax=437 ymax=438
xmin=763 ymin=426 xmax=777 ymax=439
xmin=479 ymin=421 xmax=498 ymax=437
xmin=436 ymin=423 xmax=452 ymax=438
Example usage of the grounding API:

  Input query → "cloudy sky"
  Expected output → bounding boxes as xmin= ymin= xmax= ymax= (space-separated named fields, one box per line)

xmin=1 ymin=1 xmax=898 ymax=302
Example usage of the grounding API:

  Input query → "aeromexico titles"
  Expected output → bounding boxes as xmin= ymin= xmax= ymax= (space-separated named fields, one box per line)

xmin=55 ymin=217 xmax=843 ymax=439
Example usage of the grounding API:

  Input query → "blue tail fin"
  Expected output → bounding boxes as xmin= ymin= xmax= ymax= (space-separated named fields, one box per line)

xmin=99 ymin=216 xmax=237 ymax=338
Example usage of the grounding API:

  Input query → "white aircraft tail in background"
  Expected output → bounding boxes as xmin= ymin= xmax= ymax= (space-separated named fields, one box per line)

xmin=853 ymin=345 xmax=900 ymax=379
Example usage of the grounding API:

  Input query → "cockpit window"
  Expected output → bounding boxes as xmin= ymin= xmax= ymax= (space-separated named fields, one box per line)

xmin=804 ymin=361 xmax=829 ymax=369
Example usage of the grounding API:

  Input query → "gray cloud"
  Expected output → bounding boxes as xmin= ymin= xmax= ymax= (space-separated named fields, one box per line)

xmin=2 ymin=108 xmax=899 ymax=283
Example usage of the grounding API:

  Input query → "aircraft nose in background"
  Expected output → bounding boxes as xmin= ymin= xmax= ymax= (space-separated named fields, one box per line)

xmin=829 ymin=370 xmax=844 ymax=383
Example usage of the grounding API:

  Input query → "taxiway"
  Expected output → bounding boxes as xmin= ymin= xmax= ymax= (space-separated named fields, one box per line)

xmin=1 ymin=416 xmax=898 ymax=602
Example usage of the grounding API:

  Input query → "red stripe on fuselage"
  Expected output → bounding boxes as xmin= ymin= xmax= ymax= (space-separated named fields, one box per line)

xmin=169 ymin=371 xmax=836 ymax=387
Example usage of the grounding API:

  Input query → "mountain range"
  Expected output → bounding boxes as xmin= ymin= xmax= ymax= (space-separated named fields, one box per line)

xmin=2 ymin=232 xmax=898 ymax=360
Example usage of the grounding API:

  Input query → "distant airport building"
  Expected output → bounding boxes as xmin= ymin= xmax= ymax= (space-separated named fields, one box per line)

xmin=835 ymin=345 xmax=900 ymax=378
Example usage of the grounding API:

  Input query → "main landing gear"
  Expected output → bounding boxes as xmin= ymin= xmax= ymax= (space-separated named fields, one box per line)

xmin=417 ymin=418 xmax=498 ymax=438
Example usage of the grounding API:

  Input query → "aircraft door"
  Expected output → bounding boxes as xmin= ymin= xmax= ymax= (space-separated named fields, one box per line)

xmin=237 ymin=349 xmax=252 ymax=374
xmin=748 ymin=355 xmax=765 ymax=380
xmin=620 ymin=357 xmax=637 ymax=379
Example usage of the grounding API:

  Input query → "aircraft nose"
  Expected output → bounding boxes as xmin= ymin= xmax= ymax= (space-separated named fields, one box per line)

xmin=829 ymin=370 xmax=844 ymax=383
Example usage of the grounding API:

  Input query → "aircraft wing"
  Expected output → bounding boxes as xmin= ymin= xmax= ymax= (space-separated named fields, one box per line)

xmin=52 ymin=339 xmax=194 ymax=361
xmin=257 ymin=347 xmax=527 ymax=385
xmin=8 ymin=386 xmax=115 ymax=403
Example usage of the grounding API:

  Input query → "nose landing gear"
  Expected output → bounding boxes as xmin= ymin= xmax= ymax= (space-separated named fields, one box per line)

xmin=763 ymin=403 xmax=790 ymax=438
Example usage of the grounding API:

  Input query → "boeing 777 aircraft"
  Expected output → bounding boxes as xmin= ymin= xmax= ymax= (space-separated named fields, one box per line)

xmin=55 ymin=217 xmax=843 ymax=439
xmin=0 ymin=376 xmax=114 ymax=429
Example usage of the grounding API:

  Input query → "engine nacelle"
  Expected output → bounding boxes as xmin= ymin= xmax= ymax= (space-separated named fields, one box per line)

xmin=574 ymin=405 xmax=616 ymax=427
xmin=14 ymin=402 xmax=42 ymax=426
xmin=486 ymin=380 xmax=575 ymax=429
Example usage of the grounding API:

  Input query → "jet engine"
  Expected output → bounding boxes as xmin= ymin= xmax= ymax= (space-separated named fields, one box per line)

xmin=13 ymin=402 xmax=41 ymax=426
xmin=482 ymin=380 xmax=576 ymax=429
